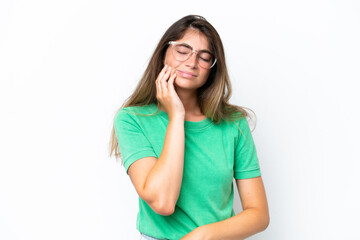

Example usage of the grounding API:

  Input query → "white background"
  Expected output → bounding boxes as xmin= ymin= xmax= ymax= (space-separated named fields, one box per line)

xmin=1 ymin=0 xmax=359 ymax=239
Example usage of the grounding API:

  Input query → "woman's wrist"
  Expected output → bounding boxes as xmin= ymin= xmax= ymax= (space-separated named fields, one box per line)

xmin=198 ymin=224 xmax=215 ymax=240
xmin=169 ymin=113 xmax=185 ymax=122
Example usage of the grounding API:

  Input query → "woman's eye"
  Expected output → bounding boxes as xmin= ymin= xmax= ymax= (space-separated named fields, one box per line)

xmin=177 ymin=50 xmax=188 ymax=55
xmin=199 ymin=52 xmax=212 ymax=62
xmin=202 ymin=58 xmax=210 ymax=62
xmin=200 ymin=57 xmax=211 ymax=62
xmin=175 ymin=45 xmax=191 ymax=54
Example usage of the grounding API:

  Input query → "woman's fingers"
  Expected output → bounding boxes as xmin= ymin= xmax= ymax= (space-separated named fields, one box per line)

xmin=157 ymin=64 xmax=168 ymax=82
xmin=155 ymin=65 xmax=184 ymax=117
xmin=156 ymin=65 xmax=168 ymax=95
xmin=168 ymin=71 xmax=176 ymax=93
xmin=156 ymin=65 xmax=177 ymax=103
xmin=160 ymin=66 xmax=171 ymax=93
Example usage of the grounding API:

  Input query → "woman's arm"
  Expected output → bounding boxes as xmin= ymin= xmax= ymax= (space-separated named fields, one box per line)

xmin=127 ymin=66 xmax=185 ymax=216
xmin=128 ymin=115 xmax=185 ymax=216
xmin=181 ymin=176 xmax=269 ymax=239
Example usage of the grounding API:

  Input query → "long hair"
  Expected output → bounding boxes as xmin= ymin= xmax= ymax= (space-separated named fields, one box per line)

xmin=109 ymin=15 xmax=256 ymax=162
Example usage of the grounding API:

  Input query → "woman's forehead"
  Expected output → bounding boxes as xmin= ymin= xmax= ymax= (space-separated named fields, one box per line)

xmin=176 ymin=29 xmax=210 ymax=51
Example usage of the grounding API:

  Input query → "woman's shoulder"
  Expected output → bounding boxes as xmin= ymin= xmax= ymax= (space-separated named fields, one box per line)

xmin=218 ymin=113 xmax=252 ymax=139
xmin=220 ymin=111 xmax=247 ymax=125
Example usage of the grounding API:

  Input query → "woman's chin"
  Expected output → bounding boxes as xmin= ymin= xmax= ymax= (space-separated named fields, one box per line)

xmin=174 ymin=77 xmax=192 ymax=85
xmin=174 ymin=79 xmax=189 ymax=88
xmin=174 ymin=77 xmax=204 ymax=90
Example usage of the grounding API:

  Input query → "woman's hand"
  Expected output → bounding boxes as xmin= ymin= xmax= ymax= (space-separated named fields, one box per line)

xmin=155 ymin=64 xmax=185 ymax=120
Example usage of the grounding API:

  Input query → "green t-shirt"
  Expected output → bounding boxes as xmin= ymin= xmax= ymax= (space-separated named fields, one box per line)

xmin=114 ymin=103 xmax=261 ymax=240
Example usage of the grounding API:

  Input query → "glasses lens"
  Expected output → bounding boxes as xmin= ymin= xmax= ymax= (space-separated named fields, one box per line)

xmin=173 ymin=44 xmax=192 ymax=61
xmin=172 ymin=43 xmax=216 ymax=69
xmin=198 ymin=52 xmax=214 ymax=69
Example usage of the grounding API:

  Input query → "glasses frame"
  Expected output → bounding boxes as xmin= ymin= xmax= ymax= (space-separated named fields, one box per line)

xmin=168 ymin=41 xmax=217 ymax=69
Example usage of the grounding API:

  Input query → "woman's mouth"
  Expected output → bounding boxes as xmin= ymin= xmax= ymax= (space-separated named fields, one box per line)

xmin=177 ymin=70 xmax=197 ymax=79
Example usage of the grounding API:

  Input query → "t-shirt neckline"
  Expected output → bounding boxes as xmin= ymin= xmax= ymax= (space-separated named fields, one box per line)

xmin=150 ymin=103 xmax=214 ymax=131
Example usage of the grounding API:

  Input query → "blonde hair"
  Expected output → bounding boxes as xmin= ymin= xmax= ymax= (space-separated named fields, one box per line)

xmin=109 ymin=15 xmax=256 ymax=163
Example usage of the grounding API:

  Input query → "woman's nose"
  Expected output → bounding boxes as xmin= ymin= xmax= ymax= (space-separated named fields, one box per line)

xmin=185 ymin=52 xmax=198 ymax=68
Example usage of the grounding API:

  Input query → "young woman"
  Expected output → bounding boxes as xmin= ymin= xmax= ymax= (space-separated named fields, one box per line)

xmin=109 ymin=15 xmax=269 ymax=240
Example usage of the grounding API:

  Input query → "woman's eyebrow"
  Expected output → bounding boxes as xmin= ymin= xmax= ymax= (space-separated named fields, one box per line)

xmin=180 ymin=42 xmax=211 ymax=53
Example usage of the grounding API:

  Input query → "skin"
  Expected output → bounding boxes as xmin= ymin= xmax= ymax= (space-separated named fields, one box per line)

xmin=157 ymin=28 xmax=211 ymax=121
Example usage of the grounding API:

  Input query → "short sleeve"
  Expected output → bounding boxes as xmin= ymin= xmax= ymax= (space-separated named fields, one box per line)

xmin=234 ymin=117 xmax=261 ymax=179
xmin=114 ymin=109 xmax=157 ymax=174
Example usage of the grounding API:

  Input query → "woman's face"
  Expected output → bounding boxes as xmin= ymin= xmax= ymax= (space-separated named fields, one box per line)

xmin=164 ymin=28 xmax=212 ymax=91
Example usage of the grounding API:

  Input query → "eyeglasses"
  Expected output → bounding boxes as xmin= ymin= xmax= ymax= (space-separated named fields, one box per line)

xmin=168 ymin=41 xmax=217 ymax=69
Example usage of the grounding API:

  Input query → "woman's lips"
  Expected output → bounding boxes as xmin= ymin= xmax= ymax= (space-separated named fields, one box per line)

xmin=177 ymin=70 xmax=197 ymax=79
